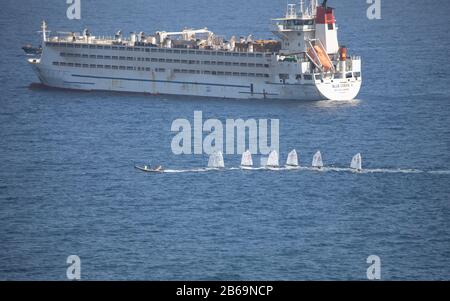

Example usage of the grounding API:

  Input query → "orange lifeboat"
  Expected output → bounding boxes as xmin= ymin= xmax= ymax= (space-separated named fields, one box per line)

xmin=307 ymin=45 xmax=332 ymax=72
xmin=314 ymin=45 xmax=332 ymax=71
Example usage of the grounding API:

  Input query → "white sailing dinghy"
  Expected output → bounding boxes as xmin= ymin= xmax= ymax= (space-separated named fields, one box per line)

xmin=266 ymin=150 xmax=280 ymax=170
xmin=240 ymin=150 xmax=253 ymax=170
xmin=208 ymin=151 xmax=225 ymax=169
xmin=286 ymin=149 xmax=299 ymax=169
xmin=312 ymin=150 xmax=324 ymax=169
xmin=350 ymin=153 xmax=362 ymax=171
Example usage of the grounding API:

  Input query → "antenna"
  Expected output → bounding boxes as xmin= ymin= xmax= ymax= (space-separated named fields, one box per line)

xmin=42 ymin=20 xmax=47 ymax=42
xmin=42 ymin=21 xmax=46 ymax=41
xmin=38 ymin=20 xmax=49 ymax=42
xmin=286 ymin=3 xmax=297 ymax=18
xmin=313 ymin=0 xmax=319 ymax=15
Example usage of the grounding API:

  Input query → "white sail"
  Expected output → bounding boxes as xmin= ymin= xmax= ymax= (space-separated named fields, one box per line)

xmin=240 ymin=150 xmax=253 ymax=167
xmin=208 ymin=151 xmax=225 ymax=168
xmin=286 ymin=149 xmax=299 ymax=166
xmin=350 ymin=153 xmax=362 ymax=170
xmin=266 ymin=150 xmax=279 ymax=167
xmin=312 ymin=150 xmax=323 ymax=168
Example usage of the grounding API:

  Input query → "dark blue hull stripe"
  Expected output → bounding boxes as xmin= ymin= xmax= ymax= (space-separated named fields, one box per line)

xmin=71 ymin=74 xmax=251 ymax=89
xmin=267 ymin=82 xmax=316 ymax=86
xmin=64 ymin=81 xmax=96 ymax=85
xmin=239 ymin=91 xmax=279 ymax=96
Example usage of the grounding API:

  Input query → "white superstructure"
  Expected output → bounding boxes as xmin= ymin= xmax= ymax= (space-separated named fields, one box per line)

xmin=28 ymin=1 xmax=361 ymax=101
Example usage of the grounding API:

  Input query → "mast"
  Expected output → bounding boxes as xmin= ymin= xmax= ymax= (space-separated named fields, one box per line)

xmin=41 ymin=20 xmax=48 ymax=42
xmin=286 ymin=3 xmax=297 ymax=18
xmin=311 ymin=0 xmax=318 ymax=16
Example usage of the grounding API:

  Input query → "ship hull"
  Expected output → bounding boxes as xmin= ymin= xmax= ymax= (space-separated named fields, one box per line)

xmin=30 ymin=62 xmax=361 ymax=101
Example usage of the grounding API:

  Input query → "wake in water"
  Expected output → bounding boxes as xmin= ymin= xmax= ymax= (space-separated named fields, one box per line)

xmin=160 ymin=166 xmax=444 ymax=174
xmin=140 ymin=166 xmax=445 ymax=175
xmin=136 ymin=150 xmax=450 ymax=175
xmin=428 ymin=170 xmax=450 ymax=175
xmin=163 ymin=168 xmax=209 ymax=173
xmin=316 ymin=99 xmax=361 ymax=108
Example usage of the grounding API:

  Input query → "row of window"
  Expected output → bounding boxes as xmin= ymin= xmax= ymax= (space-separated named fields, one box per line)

xmin=47 ymin=41 xmax=271 ymax=57
xmin=53 ymin=61 xmax=164 ymax=72
xmin=294 ymin=74 xmax=313 ymax=80
xmin=60 ymin=52 xmax=270 ymax=68
xmin=173 ymin=69 xmax=269 ymax=78
xmin=52 ymin=61 xmax=270 ymax=78
xmin=284 ymin=19 xmax=314 ymax=26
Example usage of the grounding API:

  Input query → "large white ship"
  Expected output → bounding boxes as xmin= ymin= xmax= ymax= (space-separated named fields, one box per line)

xmin=28 ymin=1 xmax=361 ymax=101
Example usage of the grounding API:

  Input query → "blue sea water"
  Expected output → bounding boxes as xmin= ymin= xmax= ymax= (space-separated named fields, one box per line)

xmin=0 ymin=0 xmax=449 ymax=280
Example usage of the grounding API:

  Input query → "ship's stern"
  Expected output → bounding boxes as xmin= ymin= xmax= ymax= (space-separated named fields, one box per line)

xmin=315 ymin=56 xmax=362 ymax=101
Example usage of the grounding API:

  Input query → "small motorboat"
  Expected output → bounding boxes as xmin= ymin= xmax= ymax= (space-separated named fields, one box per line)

xmin=22 ymin=44 xmax=42 ymax=55
xmin=134 ymin=165 xmax=164 ymax=173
